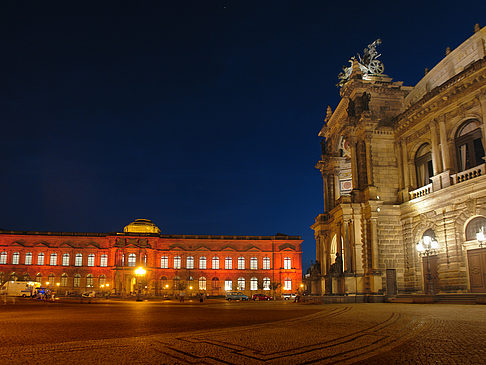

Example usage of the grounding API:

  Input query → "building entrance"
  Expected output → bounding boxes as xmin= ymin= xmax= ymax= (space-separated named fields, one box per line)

xmin=467 ymin=248 xmax=486 ymax=293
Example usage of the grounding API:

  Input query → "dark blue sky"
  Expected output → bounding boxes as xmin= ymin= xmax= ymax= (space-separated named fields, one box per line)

xmin=0 ymin=2 xmax=484 ymax=269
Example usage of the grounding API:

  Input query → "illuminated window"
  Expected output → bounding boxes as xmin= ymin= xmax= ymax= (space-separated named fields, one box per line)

xmin=211 ymin=277 xmax=219 ymax=289
xmin=73 ymin=274 xmax=81 ymax=287
xmin=161 ymin=276 xmax=168 ymax=289
xmin=50 ymin=253 xmax=57 ymax=266
xmin=250 ymin=277 xmax=258 ymax=290
xmin=284 ymin=257 xmax=292 ymax=270
xmin=199 ymin=256 xmax=207 ymax=269
xmin=237 ymin=257 xmax=245 ymax=270
xmin=143 ymin=255 xmax=147 ymax=266
xmin=161 ymin=256 xmax=168 ymax=269
xmin=60 ymin=274 xmax=68 ymax=287
xmin=415 ymin=143 xmax=433 ymax=188
xmin=212 ymin=256 xmax=220 ymax=269
xmin=35 ymin=273 xmax=42 ymax=283
xmin=174 ymin=256 xmax=181 ymax=269
xmin=0 ymin=252 xmax=6 ymax=265
xmin=87 ymin=254 xmax=95 ymax=267
xmin=25 ymin=252 xmax=32 ymax=265
xmin=237 ymin=277 xmax=245 ymax=290
xmin=99 ymin=275 xmax=106 ymax=287
xmin=62 ymin=253 xmax=69 ymax=266
xmin=186 ymin=256 xmax=194 ymax=269
xmin=284 ymin=279 xmax=292 ymax=291
xmin=225 ymin=280 xmax=232 ymax=291
xmin=37 ymin=253 xmax=45 ymax=266
xmin=48 ymin=274 xmax=55 ymax=285
xmin=225 ymin=257 xmax=232 ymax=270
xmin=455 ymin=120 xmax=485 ymax=172
xmin=12 ymin=252 xmax=20 ymax=265
xmin=75 ymin=253 xmax=82 ymax=267
xmin=263 ymin=257 xmax=271 ymax=270
xmin=199 ymin=277 xmax=206 ymax=290
xmin=263 ymin=277 xmax=271 ymax=290
xmin=100 ymin=254 xmax=108 ymax=267
xmin=465 ymin=216 xmax=486 ymax=241
xmin=250 ymin=257 xmax=257 ymax=270
xmin=173 ymin=276 xmax=181 ymax=290
xmin=86 ymin=274 xmax=93 ymax=287
xmin=128 ymin=253 xmax=136 ymax=267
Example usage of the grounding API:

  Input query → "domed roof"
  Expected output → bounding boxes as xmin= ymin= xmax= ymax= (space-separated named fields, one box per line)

xmin=123 ymin=219 xmax=161 ymax=234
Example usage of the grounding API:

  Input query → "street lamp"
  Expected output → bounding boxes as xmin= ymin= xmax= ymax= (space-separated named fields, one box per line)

xmin=477 ymin=228 xmax=485 ymax=248
xmin=416 ymin=234 xmax=440 ymax=295
xmin=134 ymin=267 xmax=146 ymax=302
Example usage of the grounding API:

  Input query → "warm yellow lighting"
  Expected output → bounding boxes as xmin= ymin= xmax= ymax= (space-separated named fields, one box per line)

xmin=135 ymin=267 xmax=147 ymax=276
xmin=189 ymin=286 xmax=193 ymax=290
xmin=100 ymin=284 xmax=105 ymax=288
xmin=46 ymin=282 xmax=50 ymax=286
xmin=56 ymin=283 xmax=60 ymax=287
xmin=165 ymin=284 xmax=169 ymax=288
xmin=300 ymin=284 xmax=304 ymax=288
xmin=106 ymin=284 xmax=109 ymax=287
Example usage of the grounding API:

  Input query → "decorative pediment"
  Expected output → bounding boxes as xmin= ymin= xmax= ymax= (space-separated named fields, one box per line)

xmin=168 ymin=243 xmax=186 ymax=251
xmin=194 ymin=245 xmax=211 ymax=251
xmin=221 ymin=245 xmax=237 ymax=251
xmin=115 ymin=237 xmax=151 ymax=248
xmin=10 ymin=241 xmax=26 ymax=247
xmin=278 ymin=243 xmax=296 ymax=251
xmin=86 ymin=241 xmax=101 ymax=249
xmin=246 ymin=245 xmax=262 ymax=252
xmin=33 ymin=241 xmax=50 ymax=247
xmin=60 ymin=242 xmax=76 ymax=248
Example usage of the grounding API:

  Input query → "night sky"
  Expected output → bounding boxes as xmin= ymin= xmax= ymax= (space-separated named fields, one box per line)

xmin=1 ymin=2 xmax=484 ymax=269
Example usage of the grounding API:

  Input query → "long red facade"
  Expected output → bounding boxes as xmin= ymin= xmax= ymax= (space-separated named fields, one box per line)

xmin=0 ymin=223 xmax=302 ymax=297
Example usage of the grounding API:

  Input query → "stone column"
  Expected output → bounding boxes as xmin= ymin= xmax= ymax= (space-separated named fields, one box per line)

xmin=365 ymin=138 xmax=374 ymax=186
xmin=345 ymin=220 xmax=353 ymax=273
xmin=322 ymin=173 xmax=329 ymax=213
xmin=370 ymin=217 xmax=379 ymax=271
xmin=328 ymin=174 xmax=335 ymax=211
xmin=439 ymin=116 xmax=451 ymax=171
xmin=430 ymin=120 xmax=441 ymax=175
xmin=395 ymin=142 xmax=404 ymax=190
xmin=479 ymin=94 xmax=486 ymax=149
xmin=350 ymin=142 xmax=359 ymax=190
xmin=401 ymin=140 xmax=410 ymax=188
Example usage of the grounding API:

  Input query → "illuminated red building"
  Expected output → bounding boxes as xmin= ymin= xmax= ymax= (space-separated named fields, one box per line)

xmin=0 ymin=219 xmax=302 ymax=297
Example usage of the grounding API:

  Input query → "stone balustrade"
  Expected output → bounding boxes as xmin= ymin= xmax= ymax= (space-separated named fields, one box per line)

xmin=451 ymin=163 xmax=485 ymax=184
xmin=409 ymin=183 xmax=433 ymax=200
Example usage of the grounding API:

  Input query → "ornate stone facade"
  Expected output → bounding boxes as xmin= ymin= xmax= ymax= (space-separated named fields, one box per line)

xmin=310 ymin=25 xmax=486 ymax=296
xmin=0 ymin=219 xmax=302 ymax=297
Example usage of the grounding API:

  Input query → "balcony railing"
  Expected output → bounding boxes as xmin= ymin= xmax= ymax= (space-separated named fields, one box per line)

xmin=451 ymin=163 xmax=485 ymax=184
xmin=409 ymin=183 xmax=432 ymax=200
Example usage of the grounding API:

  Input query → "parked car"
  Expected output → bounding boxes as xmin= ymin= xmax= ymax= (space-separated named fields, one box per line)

xmin=82 ymin=291 xmax=96 ymax=298
xmin=251 ymin=293 xmax=272 ymax=301
xmin=225 ymin=292 xmax=249 ymax=301
xmin=282 ymin=293 xmax=296 ymax=300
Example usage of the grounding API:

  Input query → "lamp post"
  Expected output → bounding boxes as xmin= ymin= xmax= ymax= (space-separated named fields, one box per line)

xmin=477 ymin=228 xmax=485 ymax=248
xmin=134 ymin=267 xmax=146 ymax=302
xmin=416 ymin=235 xmax=440 ymax=295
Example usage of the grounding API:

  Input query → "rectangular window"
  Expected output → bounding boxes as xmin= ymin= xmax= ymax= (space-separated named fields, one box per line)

xmin=49 ymin=254 xmax=57 ymax=266
xmin=199 ymin=278 xmax=206 ymax=290
xmin=224 ymin=280 xmax=232 ymax=291
xmin=237 ymin=257 xmax=245 ymax=270
xmin=60 ymin=276 xmax=68 ymax=287
xmin=87 ymin=254 xmax=95 ymax=267
xmin=174 ymin=256 xmax=181 ymax=269
xmin=0 ymin=252 xmax=7 ymax=265
xmin=284 ymin=279 xmax=292 ymax=291
xmin=212 ymin=257 xmax=219 ymax=269
xmin=225 ymin=257 xmax=232 ymax=270
xmin=250 ymin=257 xmax=258 ymax=270
xmin=186 ymin=256 xmax=194 ymax=269
xmin=25 ymin=253 xmax=32 ymax=265
xmin=250 ymin=278 xmax=258 ymax=290
xmin=100 ymin=254 xmax=108 ymax=267
xmin=75 ymin=254 xmax=82 ymax=267
xmin=12 ymin=253 xmax=20 ymax=265
xmin=37 ymin=253 xmax=45 ymax=266
xmin=199 ymin=257 xmax=207 ymax=269
xmin=62 ymin=254 xmax=70 ymax=266
xmin=284 ymin=257 xmax=292 ymax=270
xmin=263 ymin=257 xmax=271 ymax=270
xmin=73 ymin=276 xmax=81 ymax=287
xmin=161 ymin=256 xmax=168 ymax=269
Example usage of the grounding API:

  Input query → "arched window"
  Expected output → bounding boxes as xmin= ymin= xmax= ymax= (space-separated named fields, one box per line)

xmin=87 ymin=254 xmax=95 ymax=267
xmin=12 ymin=252 xmax=20 ymax=265
xmin=50 ymin=253 xmax=57 ymax=266
xmin=161 ymin=256 xmax=168 ymax=269
xmin=161 ymin=276 xmax=168 ymax=289
xmin=455 ymin=120 xmax=485 ymax=172
xmin=415 ymin=143 xmax=433 ymax=187
xmin=73 ymin=274 xmax=81 ymax=287
xmin=35 ymin=273 xmax=42 ymax=283
xmin=128 ymin=253 xmax=136 ymax=267
xmin=237 ymin=257 xmax=245 ymax=270
xmin=211 ymin=277 xmax=219 ymax=289
xmin=0 ymin=252 xmax=7 ymax=265
xmin=237 ymin=277 xmax=245 ymax=290
xmin=250 ymin=277 xmax=258 ymax=290
xmin=465 ymin=216 xmax=486 ymax=241
xmin=99 ymin=275 xmax=106 ymax=287
xmin=250 ymin=257 xmax=258 ymax=270
xmin=199 ymin=277 xmax=206 ymax=290
xmin=9 ymin=272 xmax=17 ymax=281
xmin=173 ymin=256 xmax=181 ymax=269
xmin=173 ymin=276 xmax=180 ymax=290
xmin=263 ymin=277 xmax=271 ymax=290
xmin=284 ymin=279 xmax=292 ymax=291
xmin=225 ymin=257 xmax=232 ymax=270
xmin=186 ymin=256 xmax=194 ymax=269
xmin=86 ymin=274 xmax=93 ymax=287
xmin=24 ymin=273 xmax=31 ymax=281
xmin=60 ymin=273 xmax=68 ymax=287
xmin=199 ymin=256 xmax=207 ymax=269
xmin=62 ymin=253 xmax=69 ymax=266
xmin=48 ymin=274 xmax=55 ymax=285
xmin=25 ymin=252 xmax=32 ymax=265
xmin=284 ymin=257 xmax=292 ymax=270
xmin=100 ymin=254 xmax=108 ymax=267
xmin=263 ymin=257 xmax=271 ymax=270
xmin=224 ymin=279 xmax=232 ymax=291
xmin=212 ymin=256 xmax=220 ymax=269
xmin=37 ymin=253 xmax=45 ymax=266
xmin=75 ymin=253 xmax=83 ymax=267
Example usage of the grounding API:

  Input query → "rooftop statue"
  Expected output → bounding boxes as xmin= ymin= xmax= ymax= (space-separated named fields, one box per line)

xmin=337 ymin=39 xmax=384 ymax=87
